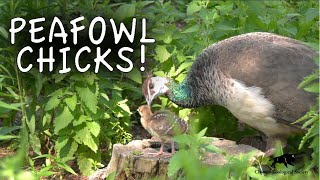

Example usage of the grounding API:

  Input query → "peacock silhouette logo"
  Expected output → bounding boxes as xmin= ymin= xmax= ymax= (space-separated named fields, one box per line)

xmin=269 ymin=153 xmax=296 ymax=168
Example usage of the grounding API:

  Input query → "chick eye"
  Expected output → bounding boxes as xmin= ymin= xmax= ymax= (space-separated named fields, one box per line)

xmin=149 ymin=83 xmax=154 ymax=89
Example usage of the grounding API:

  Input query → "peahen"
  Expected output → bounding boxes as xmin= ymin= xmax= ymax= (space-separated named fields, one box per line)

xmin=142 ymin=32 xmax=317 ymax=152
xmin=137 ymin=105 xmax=189 ymax=155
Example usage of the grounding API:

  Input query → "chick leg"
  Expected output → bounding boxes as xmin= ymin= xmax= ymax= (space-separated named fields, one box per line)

xmin=148 ymin=142 xmax=164 ymax=156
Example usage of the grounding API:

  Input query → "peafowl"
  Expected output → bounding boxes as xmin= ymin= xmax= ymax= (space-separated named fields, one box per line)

xmin=142 ymin=32 xmax=317 ymax=152
xmin=137 ymin=105 xmax=188 ymax=156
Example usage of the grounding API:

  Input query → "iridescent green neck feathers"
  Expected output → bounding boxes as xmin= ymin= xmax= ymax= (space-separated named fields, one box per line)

xmin=167 ymin=79 xmax=193 ymax=107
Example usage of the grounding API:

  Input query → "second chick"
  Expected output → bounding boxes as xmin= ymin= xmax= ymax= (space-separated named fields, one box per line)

xmin=137 ymin=105 xmax=188 ymax=156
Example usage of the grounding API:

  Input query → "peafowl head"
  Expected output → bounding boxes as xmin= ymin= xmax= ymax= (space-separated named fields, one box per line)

xmin=142 ymin=77 xmax=170 ymax=105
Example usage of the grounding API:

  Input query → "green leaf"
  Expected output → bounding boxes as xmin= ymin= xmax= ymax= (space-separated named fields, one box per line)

xmin=70 ymin=73 xmax=98 ymax=85
xmin=29 ymin=69 xmax=43 ymax=97
xmin=197 ymin=128 xmax=207 ymax=139
xmin=292 ymin=110 xmax=316 ymax=124
xmin=0 ymin=100 xmax=20 ymax=111
xmin=285 ymin=25 xmax=297 ymax=35
xmin=36 ymin=166 xmax=57 ymax=177
xmin=73 ymin=115 xmax=91 ymax=126
xmin=305 ymin=8 xmax=318 ymax=21
xmin=52 ymin=73 xmax=68 ymax=83
xmin=205 ymin=144 xmax=223 ymax=154
xmin=298 ymin=71 xmax=319 ymax=89
xmin=173 ymin=134 xmax=193 ymax=145
xmin=57 ymin=162 xmax=77 ymax=175
xmin=116 ymin=4 xmax=135 ymax=21
xmin=87 ymin=121 xmax=100 ymax=137
xmin=42 ymin=113 xmax=52 ymax=127
xmin=182 ymin=24 xmax=200 ymax=33
xmin=0 ymin=135 xmax=19 ymax=140
xmin=74 ymin=126 xmax=98 ymax=152
xmin=77 ymin=155 xmax=94 ymax=176
xmin=0 ymin=26 xmax=8 ymax=39
xmin=65 ymin=95 xmax=77 ymax=111
xmin=29 ymin=134 xmax=42 ymax=155
xmin=187 ymin=2 xmax=201 ymax=15
xmin=56 ymin=136 xmax=78 ymax=159
xmin=175 ymin=61 xmax=193 ymax=76
xmin=304 ymin=83 xmax=319 ymax=93
xmin=27 ymin=114 xmax=36 ymax=135
xmin=126 ymin=68 xmax=142 ymax=84
xmin=178 ymin=109 xmax=191 ymax=119
xmin=215 ymin=23 xmax=238 ymax=31
xmin=76 ymin=86 xmax=98 ymax=113
xmin=54 ymin=107 xmax=74 ymax=134
xmin=55 ymin=136 xmax=68 ymax=154
xmin=73 ymin=115 xmax=90 ymax=126
xmin=45 ymin=96 xmax=60 ymax=111
xmin=155 ymin=45 xmax=171 ymax=63
xmin=302 ymin=115 xmax=318 ymax=129
xmin=117 ymin=99 xmax=131 ymax=114
xmin=0 ymin=126 xmax=21 ymax=135
xmin=168 ymin=150 xmax=187 ymax=176
xmin=136 ymin=1 xmax=153 ymax=8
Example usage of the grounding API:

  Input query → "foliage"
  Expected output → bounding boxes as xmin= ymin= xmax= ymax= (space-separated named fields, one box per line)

xmin=293 ymin=70 xmax=319 ymax=170
xmin=0 ymin=0 xmax=145 ymax=176
xmin=0 ymin=0 xmax=318 ymax=179
xmin=168 ymin=128 xmax=318 ymax=180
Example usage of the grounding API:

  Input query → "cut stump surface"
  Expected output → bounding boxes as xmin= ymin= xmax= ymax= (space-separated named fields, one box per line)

xmin=89 ymin=137 xmax=263 ymax=180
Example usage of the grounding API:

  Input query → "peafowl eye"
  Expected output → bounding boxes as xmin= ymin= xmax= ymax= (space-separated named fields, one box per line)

xmin=142 ymin=32 xmax=318 ymax=154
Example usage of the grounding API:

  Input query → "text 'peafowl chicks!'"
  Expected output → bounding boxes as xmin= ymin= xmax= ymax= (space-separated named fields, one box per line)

xmin=137 ymin=105 xmax=189 ymax=156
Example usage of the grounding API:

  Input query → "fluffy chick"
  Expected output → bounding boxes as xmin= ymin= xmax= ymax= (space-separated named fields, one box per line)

xmin=137 ymin=105 xmax=188 ymax=156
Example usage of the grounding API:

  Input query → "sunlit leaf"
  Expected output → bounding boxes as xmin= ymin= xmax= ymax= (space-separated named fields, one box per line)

xmin=74 ymin=126 xmax=98 ymax=152
xmin=45 ymin=96 xmax=60 ymax=111
xmin=303 ymin=83 xmax=319 ymax=93
xmin=76 ymin=86 xmax=98 ymax=113
xmin=29 ymin=134 xmax=42 ymax=155
xmin=54 ymin=107 xmax=74 ymax=134
xmin=187 ymin=2 xmax=201 ymax=16
xmin=65 ymin=95 xmax=77 ymax=111
xmin=155 ymin=45 xmax=171 ymax=63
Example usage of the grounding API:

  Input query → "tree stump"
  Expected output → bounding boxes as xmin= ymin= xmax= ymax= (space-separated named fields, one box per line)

xmin=89 ymin=138 xmax=263 ymax=180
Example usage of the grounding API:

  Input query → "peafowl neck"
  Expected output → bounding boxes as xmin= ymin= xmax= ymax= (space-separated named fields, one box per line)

xmin=167 ymin=71 xmax=230 ymax=108
xmin=167 ymin=78 xmax=200 ymax=108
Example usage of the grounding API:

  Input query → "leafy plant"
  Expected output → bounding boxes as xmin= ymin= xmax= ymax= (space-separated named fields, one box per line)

xmin=293 ymin=70 xmax=319 ymax=170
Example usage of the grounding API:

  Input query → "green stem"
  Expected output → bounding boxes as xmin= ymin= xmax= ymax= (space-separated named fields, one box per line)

xmin=13 ymin=55 xmax=29 ymax=156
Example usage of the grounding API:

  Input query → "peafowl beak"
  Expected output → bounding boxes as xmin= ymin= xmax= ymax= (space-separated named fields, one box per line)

xmin=146 ymin=86 xmax=166 ymax=105
xmin=146 ymin=93 xmax=156 ymax=105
